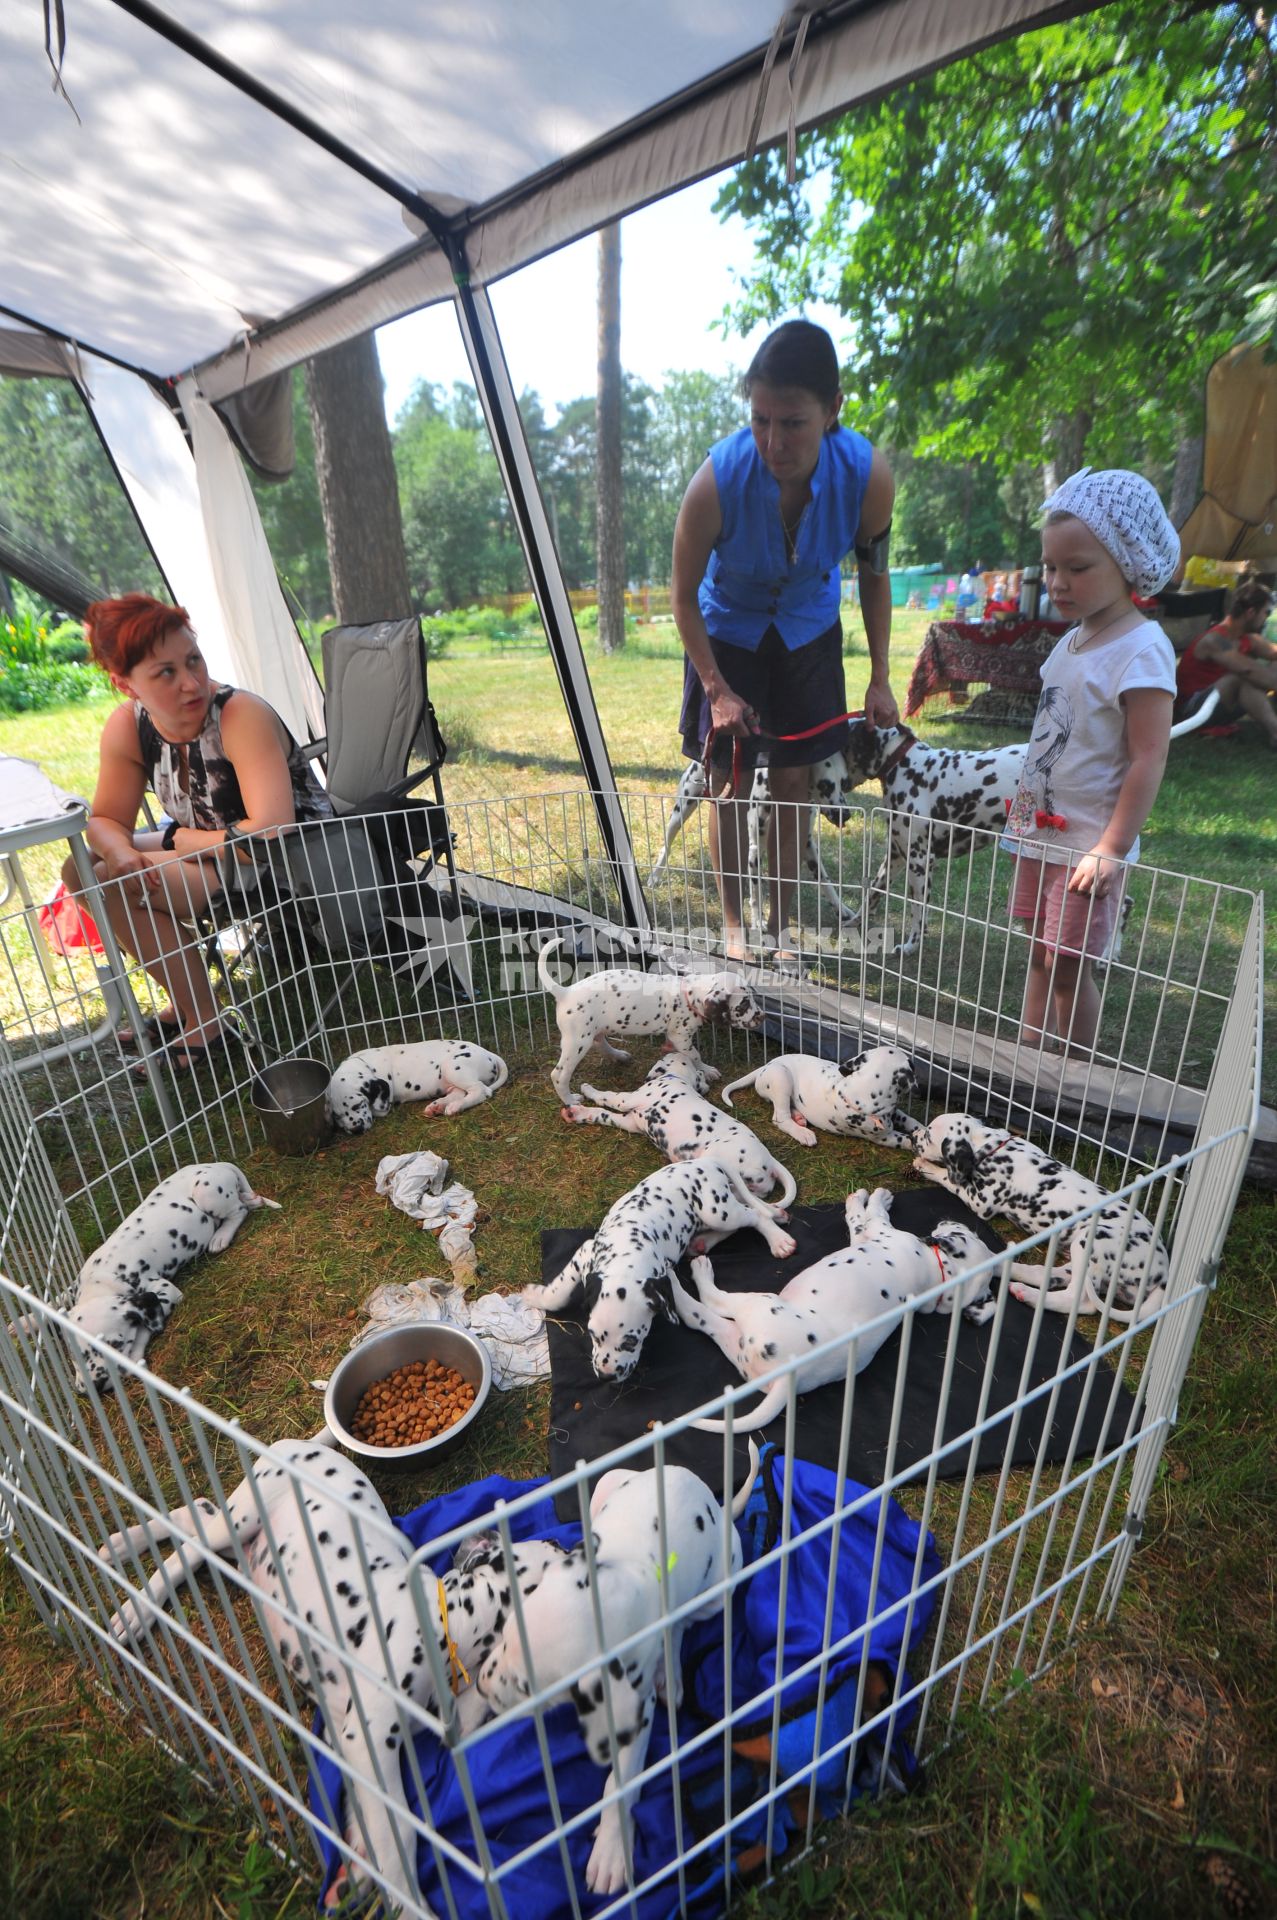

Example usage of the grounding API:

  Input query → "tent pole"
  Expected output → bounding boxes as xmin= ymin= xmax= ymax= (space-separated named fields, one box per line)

xmin=450 ymin=275 xmax=651 ymax=936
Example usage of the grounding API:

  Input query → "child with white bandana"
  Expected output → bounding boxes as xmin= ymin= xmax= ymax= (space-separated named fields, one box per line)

xmin=1002 ymin=468 xmax=1180 ymax=1053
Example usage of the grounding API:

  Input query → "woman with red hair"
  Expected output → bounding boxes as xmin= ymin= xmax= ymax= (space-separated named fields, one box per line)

xmin=66 ymin=593 xmax=331 ymax=1068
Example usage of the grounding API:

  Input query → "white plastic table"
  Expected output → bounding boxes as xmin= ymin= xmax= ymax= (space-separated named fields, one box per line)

xmin=0 ymin=755 xmax=163 ymax=1099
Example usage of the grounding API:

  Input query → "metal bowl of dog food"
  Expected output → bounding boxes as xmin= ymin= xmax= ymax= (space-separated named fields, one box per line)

xmin=323 ymin=1323 xmax=491 ymax=1466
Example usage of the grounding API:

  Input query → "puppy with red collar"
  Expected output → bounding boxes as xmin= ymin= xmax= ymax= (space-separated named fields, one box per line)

xmin=911 ymin=1112 xmax=1168 ymax=1323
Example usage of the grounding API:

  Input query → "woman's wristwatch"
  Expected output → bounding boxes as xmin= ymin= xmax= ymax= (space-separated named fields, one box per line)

xmin=161 ymin=820 xmax=179 ymax=851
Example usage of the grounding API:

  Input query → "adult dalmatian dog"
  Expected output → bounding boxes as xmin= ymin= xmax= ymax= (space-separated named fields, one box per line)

xmin=100 ymin=1434 xmax=568 ymax=1919
xmin=651 ymin=711 xmax=1206 ymax=959
xmin=649 ymin=751 xmax=857 ymax=934
xmin=911 ymin=1112 xmax=1169 ymax=1323
xmin=15 ymin=1163 xmax=280 ymax=1394
xmin=648 ymin=731 xmax=1024 ymax=953
xmin=456 ymin=1446 xmax=758 ymax=1898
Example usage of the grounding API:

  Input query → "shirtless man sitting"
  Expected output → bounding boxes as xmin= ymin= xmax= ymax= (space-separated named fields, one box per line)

xmin=1175 ymin=581 xmax=1277 ymax=749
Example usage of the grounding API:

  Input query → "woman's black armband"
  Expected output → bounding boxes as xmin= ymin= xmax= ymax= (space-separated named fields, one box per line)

xmin=854 ymin=521 xmax=892 ymax=575
xmin=160 ymin=820 xmax=178 ymax=851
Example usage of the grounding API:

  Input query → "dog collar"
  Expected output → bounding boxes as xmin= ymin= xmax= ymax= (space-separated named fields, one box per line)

xmin=931 ymin=1243 xmax=947 ymax=1289
xmin=876 ymin=729 xmax=917 ymax=783
xmin=436 ymin=1578 xmax=471 ymax=1694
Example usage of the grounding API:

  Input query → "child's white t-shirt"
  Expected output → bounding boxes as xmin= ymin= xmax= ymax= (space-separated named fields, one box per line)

xmin=1001 ymin=618 xmax=1176 ymax=867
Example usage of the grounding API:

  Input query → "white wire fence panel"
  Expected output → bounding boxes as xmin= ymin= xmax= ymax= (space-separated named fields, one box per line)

xmin=0 ymin=789 xmax=1262 ymax=1915
xmin=0 ymin=1150 xmax=1235 ymax=1920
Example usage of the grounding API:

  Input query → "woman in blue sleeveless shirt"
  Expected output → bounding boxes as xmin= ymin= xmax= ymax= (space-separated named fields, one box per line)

xmin=672 ymin=320 xmax=896 ymax=962
xmin=70 ymin=593 xmax=331 ymax=1068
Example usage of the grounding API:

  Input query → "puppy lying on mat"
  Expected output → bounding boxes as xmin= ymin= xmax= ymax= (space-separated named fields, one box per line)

xmin=673 ymin=1187 xmax=995 ymax=1434
xmin=541 ymin=1194 xmax=1138 ymax=1504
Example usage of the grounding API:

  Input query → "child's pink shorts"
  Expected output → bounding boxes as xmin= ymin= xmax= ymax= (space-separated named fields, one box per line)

xmin=1010 ymin=855 xmax=1124 ymax=959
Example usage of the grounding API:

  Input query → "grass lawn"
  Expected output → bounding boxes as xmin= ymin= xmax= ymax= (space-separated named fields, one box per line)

xmin=0 ymin=612 xmax=1273 ymax=1918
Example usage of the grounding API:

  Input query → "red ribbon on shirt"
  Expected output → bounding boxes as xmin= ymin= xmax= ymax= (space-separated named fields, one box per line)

xmin=1003 ymin=798 xmax=1068 ymax=831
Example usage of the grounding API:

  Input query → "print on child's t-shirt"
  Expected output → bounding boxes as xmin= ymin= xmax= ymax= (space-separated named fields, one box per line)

xmin=1005 ymin=684 xmax=1074 ymax=838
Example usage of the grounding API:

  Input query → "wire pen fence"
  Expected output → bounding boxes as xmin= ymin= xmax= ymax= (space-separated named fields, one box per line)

xmin=0 ymin=790 xmax=1262 ymax=1917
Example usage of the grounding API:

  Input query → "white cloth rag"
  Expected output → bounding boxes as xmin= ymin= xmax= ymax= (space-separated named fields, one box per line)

xmin=350 ymin=1279 xmax=549 ymax=1390
xmin=375 ymin=1152 xmax=480 ymax=1273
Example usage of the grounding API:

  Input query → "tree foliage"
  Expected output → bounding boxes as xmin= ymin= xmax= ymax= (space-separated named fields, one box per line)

xmin=0 ymin=376 xmax=162 ymax=603
xmin=716 ymin=3 xmax=1276 ymax=483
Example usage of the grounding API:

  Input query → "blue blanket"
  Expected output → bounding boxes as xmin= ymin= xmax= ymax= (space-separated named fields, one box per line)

xmin=311 ymin=1452 xmax=939 ymax=1916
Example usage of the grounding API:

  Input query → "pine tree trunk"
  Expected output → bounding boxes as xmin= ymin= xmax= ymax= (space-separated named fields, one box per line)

xmin=305 ymin=334 xmax=411 ymax=624
xmin=1042 ymin=407 xmax=1092 ymax=498
xmin=1169 ymin=429 xmax=1204 ymax=528
xmin=596 ymin=223 xmax=626 ymax=656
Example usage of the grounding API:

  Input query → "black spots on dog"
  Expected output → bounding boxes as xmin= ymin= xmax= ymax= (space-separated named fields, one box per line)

xmin=807 ymin=1331 xmax=819 ymax=1344
xmin=694 ymin=1513 xmax=706 ymax=1532
xmin=607 ymin=1656 xmax=625 ymax=1680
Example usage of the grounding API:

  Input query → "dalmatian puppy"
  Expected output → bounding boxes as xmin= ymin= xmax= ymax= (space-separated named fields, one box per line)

xmin=648 ymin=753 xmax=858 ymax=934
xmin=720 ymin=1046 xmax=919 ymax=1148
xmin=537 ymin=936 xmax=764 ymax=1104
xmin=328 ymin=1040 xmax=509 ymax=1133
xmin=911 ymin=1113 xmax=1168 ymax=1322
xmin=18 ymin=1164 xmax=281 ymax=1394
xmin=839 ymin=721 xmax=1028 ymax=956
xmin=562 ymin=1055 xmax=798 ymax=1208
xmin=674 ymin=1186 xmax=997 ymax=1434
xmin=99 ymin=1435 xmax=567 ymax=1918
xmin=525 ymin=1158 xmax=797 ymax=1380
xmin=455 ymin=1445 xmax=758 ymax=1898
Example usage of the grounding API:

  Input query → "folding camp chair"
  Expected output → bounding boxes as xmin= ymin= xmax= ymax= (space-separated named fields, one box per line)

xmin=210 ymin=620 xmax=470 ymax=1040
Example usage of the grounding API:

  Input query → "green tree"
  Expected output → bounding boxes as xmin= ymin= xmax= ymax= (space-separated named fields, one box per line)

xmin=395 ymin=381 xmax=527 ymax=607
xmin=891 ymin=452 xmax=1038 ymax=570
xmin=716 ymin=4 xmax=1276 ymax=491
xmin=0 ymin=376 xmax=161 ymax=601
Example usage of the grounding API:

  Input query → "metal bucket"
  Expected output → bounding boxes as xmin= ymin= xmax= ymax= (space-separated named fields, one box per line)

xmin=251 ymin=1057 xmax=333 ymax=1156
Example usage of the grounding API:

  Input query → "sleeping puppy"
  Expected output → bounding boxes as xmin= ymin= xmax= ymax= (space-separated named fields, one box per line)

xmin=525 ymin=1158 xmax=796 ymax=1380
xmin=562 ymin=1054 xmax=798 ymax=1207
xmin=13 ymin=1163 xmax=280 ymax=1393
xmin=537 ymin=936 xmax=764 ymax=1103
xmin=720 ymin=1046 xmax=919 ymax=1147
xmin=672 ymin=1186 xmax=995 ymax=1434
xmin=328 ymin=1040 xmax=509 ymax=1133
xmin=911 ymin=1112 xmax=1169 ymax=1323
xmin=455 ymin=1445 xmax=758 ymax=1897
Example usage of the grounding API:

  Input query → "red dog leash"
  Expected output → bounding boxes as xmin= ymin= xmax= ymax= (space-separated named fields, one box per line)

xmin=702 ymin=708 xmax=868 ymax=802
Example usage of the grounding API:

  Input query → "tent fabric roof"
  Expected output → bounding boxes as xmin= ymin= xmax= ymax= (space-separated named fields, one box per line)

xmin=3 ymin=0 xmax=1094 ymax=396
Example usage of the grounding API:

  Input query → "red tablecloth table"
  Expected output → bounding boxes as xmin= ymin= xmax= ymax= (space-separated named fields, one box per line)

xmin=905 ymin=619 xmax=1070 ymax=721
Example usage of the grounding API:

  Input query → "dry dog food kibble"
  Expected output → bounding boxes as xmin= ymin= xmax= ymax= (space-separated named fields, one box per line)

xmin=349 ymin=1358 xmax=477 ymax=1448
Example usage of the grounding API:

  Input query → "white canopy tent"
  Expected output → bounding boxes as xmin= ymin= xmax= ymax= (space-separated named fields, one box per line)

xmin=1 ymin=0 xmax=1100 ymax=922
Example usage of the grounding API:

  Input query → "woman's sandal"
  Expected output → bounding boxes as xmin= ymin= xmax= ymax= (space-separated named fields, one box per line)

xmin=131 ymin=1024 xmax=241 ymax=1077
xmin=117 ymin=1013 xmax=182 ymax=1054
xmin=165 ymin=1026 xmax=243 ymax=1072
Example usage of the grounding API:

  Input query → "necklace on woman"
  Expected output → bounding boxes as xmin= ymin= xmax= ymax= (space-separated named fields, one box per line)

xmin=1068 ymin=603 xmax=1134 ymax=653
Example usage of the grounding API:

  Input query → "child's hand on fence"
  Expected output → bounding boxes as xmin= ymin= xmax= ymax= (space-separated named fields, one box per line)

xmin=1067 ymin=850 xmax=1124 ymax=897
